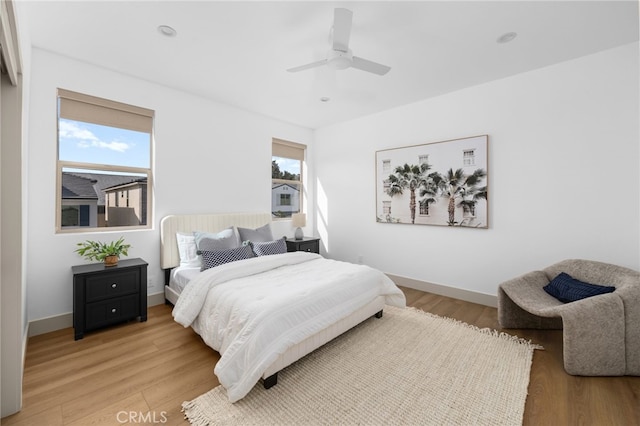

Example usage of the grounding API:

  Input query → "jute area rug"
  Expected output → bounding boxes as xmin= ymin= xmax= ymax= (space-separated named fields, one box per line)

xmin=183 ymin=306 xmax=542 ymax=425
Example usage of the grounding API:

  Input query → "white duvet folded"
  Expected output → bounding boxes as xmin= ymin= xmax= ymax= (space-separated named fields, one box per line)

xmin=172 ymin=251 xmax=406 ymax=402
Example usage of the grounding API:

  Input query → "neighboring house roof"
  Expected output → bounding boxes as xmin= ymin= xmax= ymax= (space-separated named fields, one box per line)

xmin=272 ymin=183 xmax=300 ymax=192
xmin=103 ymin=178 xmax=147 ymax=192
xmin=62 ymin=172 xmax=144 ymax=205
xmin=61 ymin=173 xmax=98 ymax=200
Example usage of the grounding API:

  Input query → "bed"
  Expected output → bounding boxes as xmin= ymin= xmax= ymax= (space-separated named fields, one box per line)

xmin=160 ymin=212 xmax=406 ymax=402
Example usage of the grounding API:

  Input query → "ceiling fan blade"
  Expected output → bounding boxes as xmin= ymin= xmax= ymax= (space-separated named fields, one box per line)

xmin=351 ymin=56 xmax=391 ymax=76
xmin=287 ymin=59 xmax=329 ymax=73
xmin=332 ymin=8 xmax=352 ymax=52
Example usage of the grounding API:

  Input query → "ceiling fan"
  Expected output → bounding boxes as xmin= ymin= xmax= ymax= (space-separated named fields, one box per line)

xmin=287 ymin=8 xmax=391 ymax=76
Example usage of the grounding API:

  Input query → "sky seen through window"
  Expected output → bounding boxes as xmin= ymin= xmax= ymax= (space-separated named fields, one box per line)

xmin=58 ymin=118 xmax=150 ymax=169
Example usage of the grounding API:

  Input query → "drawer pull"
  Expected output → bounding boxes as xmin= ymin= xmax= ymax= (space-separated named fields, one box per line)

xmin=111 ymin=283 xmax=117 ymax=288
xmin=111 ymin=308 xmax=117 ymax=313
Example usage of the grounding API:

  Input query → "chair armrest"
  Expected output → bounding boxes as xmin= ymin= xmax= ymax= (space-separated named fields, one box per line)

xmin=501 ymin=270 xmax=549 ymax=289
xmin=554 ymin=292 xmax=626 ymax=375
xmin=500 ymin=270 xmax=562 ymax=312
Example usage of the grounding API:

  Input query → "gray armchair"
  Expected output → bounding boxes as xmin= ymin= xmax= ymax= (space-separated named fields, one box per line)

xmin=498 ymin=259 xmax=640 ymax=376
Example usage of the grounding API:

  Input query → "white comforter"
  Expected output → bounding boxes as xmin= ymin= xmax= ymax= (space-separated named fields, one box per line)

xmin=172 ymin=251 xmax=406 ymax=402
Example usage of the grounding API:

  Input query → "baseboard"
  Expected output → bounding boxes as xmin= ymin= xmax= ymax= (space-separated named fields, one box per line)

xmin=147 ymin=291 xmax=166 ymax=307
xmin=28 ymin=292 xmax=167 ymax=337
xmin=28 ymin=312 xmax=73 ymax=337
xmin=387 ymin=273 xmax=497 ymax=308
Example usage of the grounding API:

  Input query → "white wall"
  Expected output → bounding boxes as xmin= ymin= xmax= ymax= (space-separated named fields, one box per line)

xmin=26 ymin=48 xmax=313 ymax=322
xmin=23 ymin=41 xmax=640 ymax=322
xmin=314 ymin=42 xmax=639 ymax=297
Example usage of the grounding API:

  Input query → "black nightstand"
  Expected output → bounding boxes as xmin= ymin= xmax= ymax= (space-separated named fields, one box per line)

xmin=72 ymin=258 xmax=148 ymax=340
xmin=285 ymin=237 xmax=320 ymax=254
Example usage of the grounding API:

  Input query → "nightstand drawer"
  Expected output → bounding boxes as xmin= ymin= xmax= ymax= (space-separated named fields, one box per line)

xmin=85 ymin=270 xmax=139 ymax=302
xmin=298 ymin=241 xmax=319 ymax=253
xmin=285 ymin=237 xmax=320 ymax=254
xmin=85 ymin=294 xmax=140 ymax=330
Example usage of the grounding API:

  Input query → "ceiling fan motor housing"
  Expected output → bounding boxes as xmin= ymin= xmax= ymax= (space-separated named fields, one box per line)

xmin=328 ymin=48 xmax=353 ymax=70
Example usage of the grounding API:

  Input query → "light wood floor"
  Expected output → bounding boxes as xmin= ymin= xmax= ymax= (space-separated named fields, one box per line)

xmin=3 ymin=287 xmax=639 ymax=425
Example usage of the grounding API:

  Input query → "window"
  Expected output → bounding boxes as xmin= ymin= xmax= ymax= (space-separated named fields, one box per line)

xmin=62 ymin=205 xmax=91 ymax=227
xmin=272 ymin=138 xmax=305 ymax=219
xmin=419 ymin=200 xmax=430 ymax=216
xmin=279 ymin=192 xmax=292 ymax=206
xmin=462 ymin=202 xmax=476 ymax=217
xmin=56 ymin=89 xmax=154 ymax=232
xmin=463 ymin=149 xmax=475 ymax=166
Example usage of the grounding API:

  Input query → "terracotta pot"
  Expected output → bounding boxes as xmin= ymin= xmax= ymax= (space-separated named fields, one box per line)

xmin=104 ymin=255 xmax=119 ymax=267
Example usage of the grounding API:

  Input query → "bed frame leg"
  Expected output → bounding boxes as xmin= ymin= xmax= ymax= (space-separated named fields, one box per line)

xmin=375 ymin=310 xmax=383 ymax=318
xmin=263 ymin=373 xmax=278 ymax=389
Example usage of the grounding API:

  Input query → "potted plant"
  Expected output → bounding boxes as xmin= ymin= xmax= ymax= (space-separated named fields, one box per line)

xmin=75 ymin=236 xmax=131 ymax=267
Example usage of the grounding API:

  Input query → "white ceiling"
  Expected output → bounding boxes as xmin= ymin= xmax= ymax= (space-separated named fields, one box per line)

xmin=19 ymin=1 xmax=639 ymax=129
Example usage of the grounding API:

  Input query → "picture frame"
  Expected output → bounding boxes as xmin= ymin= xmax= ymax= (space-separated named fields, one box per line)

xmin=375 ymin=135 xmax=488 ymax=228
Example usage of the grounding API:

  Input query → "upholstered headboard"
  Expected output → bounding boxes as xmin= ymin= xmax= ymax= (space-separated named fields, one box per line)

xmin=160 ymin=212 xmax=272 ymax=270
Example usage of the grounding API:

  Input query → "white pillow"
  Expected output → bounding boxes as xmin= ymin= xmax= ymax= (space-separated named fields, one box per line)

xmin=176 ymin=232 xmax=200 ymax=268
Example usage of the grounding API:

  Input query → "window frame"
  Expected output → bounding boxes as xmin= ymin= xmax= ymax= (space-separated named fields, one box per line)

xmin=272 ymin=138 xmax=305 ymax=220
xmin=55 ymin=89 xmax=154 ymax=234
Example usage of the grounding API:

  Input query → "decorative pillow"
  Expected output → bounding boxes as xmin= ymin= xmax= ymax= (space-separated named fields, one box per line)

xmin=194 ymin=227 xmax=240 ymax=252
xmin=200 ymin=245 xmax=255 ymax=271
xmin=237 ymin=223 xmax=273 ymax=244
xmin=176 ymin=232 xmax=200 ymax=268
xmin=250 ymin=238 xmax=287 ymax=257
xmin=543 ymin=272 xmax=616 ymax=303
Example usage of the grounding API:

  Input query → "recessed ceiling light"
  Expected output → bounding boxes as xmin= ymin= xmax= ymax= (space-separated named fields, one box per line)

xmin=158 ymin=25 xmax=177 ymax=37
xmin=497 ymin=32 xmax=517 ymax=44
xmin=320 ymin=97 xmax=331 ymax=103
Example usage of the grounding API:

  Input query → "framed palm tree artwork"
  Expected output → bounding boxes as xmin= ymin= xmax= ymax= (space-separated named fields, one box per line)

xmin=375 ymin=135 xmax=488 ymax=228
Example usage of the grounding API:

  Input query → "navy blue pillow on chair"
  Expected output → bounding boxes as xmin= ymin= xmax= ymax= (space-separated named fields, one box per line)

xmin=543 ymin=272 xmax=615 ymax=303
